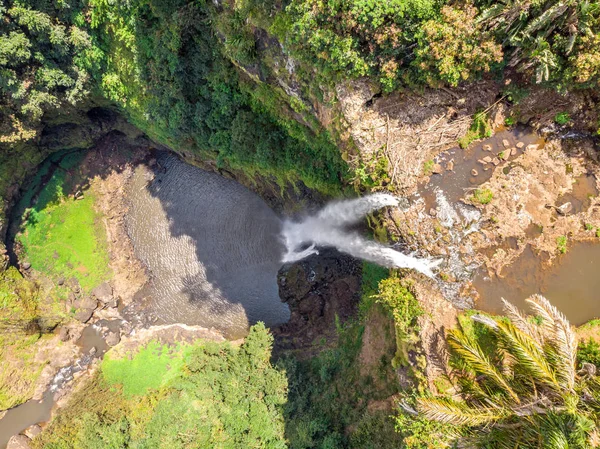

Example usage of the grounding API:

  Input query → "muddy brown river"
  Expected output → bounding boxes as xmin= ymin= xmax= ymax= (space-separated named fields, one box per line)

xmin=475 ymin=242 xmax=600 ymax=324
xmin=124 ymin=153 xmax=289 ymax=338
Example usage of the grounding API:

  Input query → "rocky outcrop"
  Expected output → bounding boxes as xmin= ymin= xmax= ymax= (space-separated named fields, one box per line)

xmin=7 ymin=434 xmax=31 ymax=449
xmin=274 ymin=248 xmax=362 ymax=352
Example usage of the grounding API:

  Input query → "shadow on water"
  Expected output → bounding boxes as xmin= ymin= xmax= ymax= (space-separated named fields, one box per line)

xmin=474 ymin=242 xmax=600 ymax=325
xmin=123 ymin=152 xmax=290 ymax=338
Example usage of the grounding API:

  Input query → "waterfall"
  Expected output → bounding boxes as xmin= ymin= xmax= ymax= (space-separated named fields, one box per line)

xmin=281 ymin=194 xmax=441 ymax=277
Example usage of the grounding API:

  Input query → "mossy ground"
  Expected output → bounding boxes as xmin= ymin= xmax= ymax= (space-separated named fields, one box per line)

xmin=16 ymin=151 xmax=111 ymax=294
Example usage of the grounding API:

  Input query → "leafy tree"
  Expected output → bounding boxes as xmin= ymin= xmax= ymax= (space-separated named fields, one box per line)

xmin=418 ymin=295 xmax=600 ymax=448
xmin=0 ymin=1 xmax=95 ymax=144
xmin=412 ymin=5 xmax=503 ymax=87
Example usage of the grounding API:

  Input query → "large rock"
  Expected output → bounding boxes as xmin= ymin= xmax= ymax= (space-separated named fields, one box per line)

xmin=105 ymin=331 xmax=121 ymax=347
xmin=75 ymin=308 xmax=94 ymax=323
xmin=23 ymin=425 xmax=42 ymax=439
xmin=275 ymin=248 xmax=361 ymax=348
xmin=7 ymin=435 xmax=31 ymax=449
xmin=92 ymin=282 xmax=113 ymax=305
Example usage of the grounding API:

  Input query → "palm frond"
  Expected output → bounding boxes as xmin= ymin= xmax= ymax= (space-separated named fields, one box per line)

xmin=525 ymin=295 xmax=577 ymax=391
xmin=524 ymin=2 xmax=570 ymax=36
xmin=417 ymin=396 xmax=507 ymax=427
xmin=495 ymin=320 xmax=560 ymax=392
xmin=501 ymin=298 xmax=545 ymax=344
xmin=448 ymin=327 xmax=521 ymax=404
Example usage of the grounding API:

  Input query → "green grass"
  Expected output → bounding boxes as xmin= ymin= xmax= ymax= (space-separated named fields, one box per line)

xmin=458 ymin=112 xmax=492 ymax=149
xmin=359 ymin=262 xmax=390 ymax=318
xmin=17 ymin=164 xmax=110 ymax=293
xmin=557 ymin=235 xmax=568 ymax=254
xmin=471 ymin=188 xmax=493 ymax=205
xmin=102 ymin=341 xmax=189 ymax=396
xmin=554 ymin=112 xmax=571 ymax=125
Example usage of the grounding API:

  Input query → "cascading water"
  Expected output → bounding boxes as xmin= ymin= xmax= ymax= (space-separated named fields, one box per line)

xmin=281 ymin=194 xmax=441 ymax=277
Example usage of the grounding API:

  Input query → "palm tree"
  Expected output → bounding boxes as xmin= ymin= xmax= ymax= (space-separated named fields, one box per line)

xmin=478 ymin=0 xmax=595 ymax=83
xmin=418 ymin=295 xmax=600 ymax=448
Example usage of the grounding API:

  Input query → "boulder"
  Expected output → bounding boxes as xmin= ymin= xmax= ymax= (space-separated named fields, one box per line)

xmin=59 ymin=327 xmax=70 ymax=342
xmin=105 ymin=331 xmax=121 ymax=347
xmin=556 ymin=202 xmax=573 ymax=215
xmin=75 ymin=308 xmax=94 ymax=323
xmin=92 ymin=282 xmax=113 ymax=305
xmin=7 ymin=435 xmax=31 ymax=449
xmin=23 ymin=425 xmax=42 ymax=439
xmin=80 ymin=296 xmax=98 ymax=310
xmin=22 ymin=262 xmax=31 ymax=270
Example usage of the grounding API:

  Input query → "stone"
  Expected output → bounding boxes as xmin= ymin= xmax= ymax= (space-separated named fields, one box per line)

xmin=57 ymin=278 xmax=65 ymax=286
xmin=431 ymin=163 xmax=443 ymax=174
xmin=556 ymin=202 xmax=573 ymax=215
xmin=471 ymin=169 xmax=479 ymax=176
xmin=510 ymin=147 xmax=518 ymax=156
xmin=526 ymin=144 xmax=539 ymax=151
xmin=7 ymin=435 xmax=31 ymax=449
xmin=482 ymin=144 xmax=492 ymax=152
xmin=22 ymin=262 xmax=31 ymax=270
xmin=59 ymin=327 xmax=70 ymax=342
xmin=92 ymin=282 xmax=113 ymax=304
xmin=75 ymin=308 xmax=93 ymax=323
xmin=23 ymin=425 xmax=42 ymax=439
xmin=483 ymin=156 xmax=492 ymax=163
xmin=502 ymin=139 xmax=510 ymax=147
xmin=516 ymin=141 xmax=525 ymax=149
xmin=477 ymin=159 xmax=486 ymax=165
xmin=105 ymin=331 xmax=121 ymax=347
xmin=492 ymin=158 xmax=500 ymax=166
xmin=446 ymin=160 xmax=454 ymax=171
xmin=80 ymin=296 xmax=98 ymax=310
xmin=429 ymin=208 xmax=437 ymax=217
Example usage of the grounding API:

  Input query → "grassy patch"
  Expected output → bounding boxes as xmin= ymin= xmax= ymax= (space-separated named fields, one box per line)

xmin=471 ymin=188 xmax=493 ymax=205
xmin=16 ymin=160 xmax=110 ymax=293
xmin=556 ymin=235 xmax=568 ymax=254
xmin=359 ymin=262 xmax=390 ymax=318
xmin=102 ymin=341 xmax=190 ymax=396
xmin=458 ymin=112 xmax=492 ymax=149
xmin=554 ymin=112 xmax=571 ymax=125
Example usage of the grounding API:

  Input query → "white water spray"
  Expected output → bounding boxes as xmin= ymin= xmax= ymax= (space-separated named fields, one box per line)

xmin=281 ymin=194 xmax=441 ymax=277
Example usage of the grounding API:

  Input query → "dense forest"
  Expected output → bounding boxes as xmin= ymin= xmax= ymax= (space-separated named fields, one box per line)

xmin=2 ymin=0 xmax=600 ymax=448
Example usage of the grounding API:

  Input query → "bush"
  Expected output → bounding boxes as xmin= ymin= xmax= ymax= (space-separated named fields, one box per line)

xmin=471 ymin=188 xmax=493 ymax=205
xmin=412 ymin=6 xmax=503 ymax=87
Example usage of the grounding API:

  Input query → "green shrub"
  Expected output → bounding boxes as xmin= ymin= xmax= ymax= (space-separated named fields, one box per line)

xmin=412 ymin=6 xmax=503 ymax=87
xmin=578 ymin=339 xmax=600 ymax=368
xmin=557 ymin=235 xmax=568 ymax=254
xmin=555 ymin=112 xmax=571 ymax=125
xmin=471 ymin=188 xmax=493 ymax=205
xmin=458 ymin=112 xmax=493 ymax=149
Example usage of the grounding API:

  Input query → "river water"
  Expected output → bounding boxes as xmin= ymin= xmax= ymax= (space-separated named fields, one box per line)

xmin=123 ymin=153 xmax=289 ymax=338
